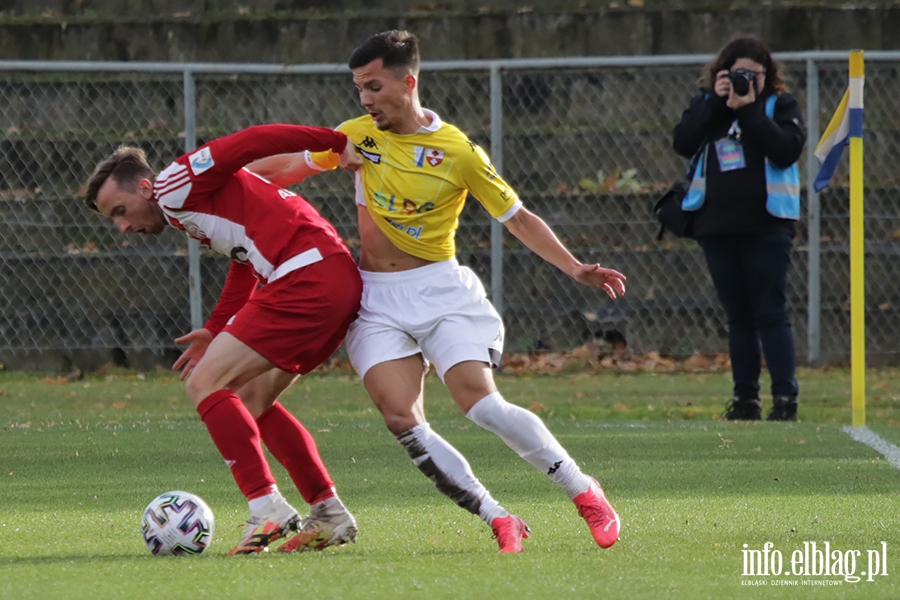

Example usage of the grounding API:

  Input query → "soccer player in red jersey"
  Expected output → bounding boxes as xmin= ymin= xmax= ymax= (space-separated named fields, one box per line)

xmin=83 ymin=124 xmax=364 ymax=555
xmin=250 ymin=32 xmax=625 ymax=553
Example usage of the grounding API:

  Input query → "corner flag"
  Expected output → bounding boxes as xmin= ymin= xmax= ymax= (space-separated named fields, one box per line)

xmin=814 ymin=61 xmax=864 ymax=192
xmin=813 ymin=89 xmax=850 ymax=191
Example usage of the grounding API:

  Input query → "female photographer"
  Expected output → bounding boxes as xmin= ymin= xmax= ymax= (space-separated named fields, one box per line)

xmin=672 ymin=34 xmax=806 ymax=421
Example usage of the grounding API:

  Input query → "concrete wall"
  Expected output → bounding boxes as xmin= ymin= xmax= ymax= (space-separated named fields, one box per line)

xmin=0 ymin=0 xmax=798 ymax=17
xmin=1 ymin=6 xmax=898 ymax=62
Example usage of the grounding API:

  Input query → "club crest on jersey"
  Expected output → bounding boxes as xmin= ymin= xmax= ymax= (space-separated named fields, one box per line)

xmin=414 ymin=146 xmax=444 ymax=168
xmin=182 ymin=221 xmax=206 ymax=239
xmin=188 ymin=147 xmax=215 ymax=176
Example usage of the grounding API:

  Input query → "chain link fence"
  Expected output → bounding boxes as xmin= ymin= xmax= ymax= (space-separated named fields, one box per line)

xmin=1 ymin=53 xmax=899 ymax=370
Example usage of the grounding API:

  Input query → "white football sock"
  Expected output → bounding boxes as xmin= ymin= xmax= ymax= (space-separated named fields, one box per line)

xmin=248 ymin=488 xmax=281 ymax=514
xmin=397 ymin=423 xmax=508 ymax=524
xmin=466 ymin=392 xmax=591 ymax=499
xmin=313 ymin=494 xmax=341 ymax=509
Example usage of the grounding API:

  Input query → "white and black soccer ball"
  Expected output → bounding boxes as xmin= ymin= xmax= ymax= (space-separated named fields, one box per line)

xmin=141 ymin=491 xmax=215 ymax=556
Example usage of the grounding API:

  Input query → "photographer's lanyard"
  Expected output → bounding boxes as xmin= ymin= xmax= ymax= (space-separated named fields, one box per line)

xmin=714 ymin=120 xmax=746 ymax=172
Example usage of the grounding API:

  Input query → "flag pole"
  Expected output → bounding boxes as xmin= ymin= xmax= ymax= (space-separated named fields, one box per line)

xmin=848 ymin=50 xmax=866 ymax=427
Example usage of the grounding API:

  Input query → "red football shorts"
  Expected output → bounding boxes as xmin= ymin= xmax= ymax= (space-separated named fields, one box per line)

xmin=222 ymin=252 xmax=362 ymax=374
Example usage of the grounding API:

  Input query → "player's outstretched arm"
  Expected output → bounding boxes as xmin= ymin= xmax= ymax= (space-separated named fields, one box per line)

xmin=502 ymin=207 xmax=626 ymax=299
xmin=203 ymin=124 xmax=347 ymax=180
xmin=248 ymin=137 xmax=359 ymax=184
xmin=246 ymin=153 xmax=317 ymax=186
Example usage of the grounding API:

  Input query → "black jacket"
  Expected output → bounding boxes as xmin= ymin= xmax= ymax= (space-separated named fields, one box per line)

xmin=672 ymin=91 xmax=806 ymax=238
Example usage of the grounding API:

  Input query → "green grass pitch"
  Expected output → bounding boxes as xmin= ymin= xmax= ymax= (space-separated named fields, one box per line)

xmin=1 ymin=367 xmax=900 ymax=599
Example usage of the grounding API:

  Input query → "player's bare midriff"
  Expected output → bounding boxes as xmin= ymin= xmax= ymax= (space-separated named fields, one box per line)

xmin=357 ymin=205 xmax=434 ymax=272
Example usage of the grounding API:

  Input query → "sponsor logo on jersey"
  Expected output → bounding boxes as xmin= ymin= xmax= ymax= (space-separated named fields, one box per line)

xmin=278 ymin=188 xmax=297 ymax=199
xmin=386 ymin=217 xmax=424 ymax=240
xmin=403 ymin=199 xmax=436 ymax=214
xmin=359 ymin=149 xmax=382 ymax=164
xmin=360 ymin=136 xmax=378 ymax=149
xmin=188 ymin=147 xmax=215 ymax=176
xmin=373 ymin=191 xmax=436 ymax=214
xmin=414 ymin=146 xmax=445 ymax=168
xmin=181 ymin=221 xmax=207 ymax=239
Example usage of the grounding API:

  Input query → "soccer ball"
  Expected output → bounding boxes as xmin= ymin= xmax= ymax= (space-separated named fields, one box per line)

xmin=141 ymin=491 xmax=215 ymax=556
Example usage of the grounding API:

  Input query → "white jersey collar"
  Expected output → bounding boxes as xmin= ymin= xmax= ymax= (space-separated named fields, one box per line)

xmin=417 ymin=108 xmax=443 ymax=133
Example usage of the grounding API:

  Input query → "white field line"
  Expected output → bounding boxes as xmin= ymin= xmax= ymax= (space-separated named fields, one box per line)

xmin=842 ymin=426 xmax=900 ymax=470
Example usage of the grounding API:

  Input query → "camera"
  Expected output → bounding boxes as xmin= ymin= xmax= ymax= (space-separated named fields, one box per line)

xmin=728 ymin=68 xmax=757 ymax=97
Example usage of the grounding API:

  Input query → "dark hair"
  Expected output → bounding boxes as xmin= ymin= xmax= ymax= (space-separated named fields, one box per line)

xmin=83 ymin=146 xmax=154 ymax=211
xmin=701 ymin=34 xmax=786 ymax=96
xmin=348 ymin=30 xmax=420 ymax=74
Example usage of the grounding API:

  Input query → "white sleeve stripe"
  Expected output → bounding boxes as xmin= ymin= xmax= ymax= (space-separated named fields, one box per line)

xmin=154 ymin=173 xmax=191 ymax=196
xmin=156 ymin=181 xmax=193 ymax=210
xmin=156 ymin=185 xmax=189 ymax=201
xmin=154 ymin=181 xmax=191 ymax=198
xmin=154 ymin=182 xmax=191 ymax=204
xmin=155 ymin=163 xmax=188 ymax=184
xmin=158 ymin=169 xmax=189 ymax=184
xmin=495 ymin=200 xmax=523 ymax=223
xmin=156 ymin=167 xmax=189 ymax=184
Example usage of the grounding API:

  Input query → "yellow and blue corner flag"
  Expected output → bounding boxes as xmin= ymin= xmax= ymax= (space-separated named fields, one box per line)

xmin=814 ymin=57 xmax=864 ymax=192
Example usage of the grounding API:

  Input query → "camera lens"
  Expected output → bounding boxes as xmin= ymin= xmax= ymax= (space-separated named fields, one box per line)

xmin=730 ymin=73 xmax=750 ymax=96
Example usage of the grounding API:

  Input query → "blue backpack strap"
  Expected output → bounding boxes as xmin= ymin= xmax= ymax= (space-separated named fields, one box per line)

xmin=683 ymin=146 xmax=706 ymax=211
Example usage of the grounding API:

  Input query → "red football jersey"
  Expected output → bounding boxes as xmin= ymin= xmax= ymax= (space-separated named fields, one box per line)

xmin=152 ymin=124 xmax=352 ymax=335
xmin=154 ymin=124 xmax=349 ymax=283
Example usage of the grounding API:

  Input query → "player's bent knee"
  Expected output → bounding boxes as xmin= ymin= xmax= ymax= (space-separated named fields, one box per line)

xmin=185 ymin=356 xmax=260 ymax=406
xmin=184 ymin=366 xmax=226 ymax=406
xmin=380 ymin=410 xmax=420 ymax=436
xmin=184 ymin=376 xmax=212 ymax=406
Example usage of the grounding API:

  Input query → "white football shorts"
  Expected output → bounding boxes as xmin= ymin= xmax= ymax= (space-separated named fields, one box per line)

xmin=345 ymin=258 xmax=504 ymax=382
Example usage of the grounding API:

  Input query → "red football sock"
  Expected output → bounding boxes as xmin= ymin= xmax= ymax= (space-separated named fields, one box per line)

xmin=197 ymin=390 xmax=276 ymax=500
xmin=257 ymin=402 xmax=335 ymax=505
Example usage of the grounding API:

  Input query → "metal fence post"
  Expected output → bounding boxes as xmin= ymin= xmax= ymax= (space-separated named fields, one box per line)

xmin=489 ymin=63 xmax=504 ymax=317
xmin=183 ymin=69 xmax=203 ymax=331
xmin=805 ymin=58 xmax=821 ymax=364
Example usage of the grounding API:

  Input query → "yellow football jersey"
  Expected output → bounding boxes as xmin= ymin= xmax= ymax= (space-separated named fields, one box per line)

xmin=307 ymin=110 xmax=521 ymax=262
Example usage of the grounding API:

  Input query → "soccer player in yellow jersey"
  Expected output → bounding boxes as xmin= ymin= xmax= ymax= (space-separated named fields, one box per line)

xmin=249 ymin=30 xmax=626 ymax=553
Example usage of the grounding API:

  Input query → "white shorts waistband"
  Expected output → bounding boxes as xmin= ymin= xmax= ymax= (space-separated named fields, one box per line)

xmin=268 ymin=247 xmax=323 ymax=283
xmin=359 ymin=258 xmax=459 ymax=285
